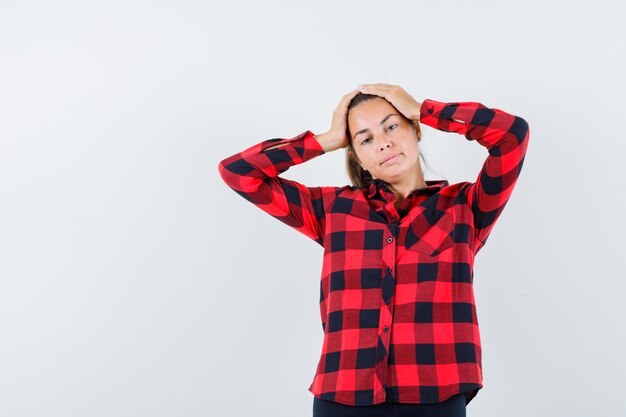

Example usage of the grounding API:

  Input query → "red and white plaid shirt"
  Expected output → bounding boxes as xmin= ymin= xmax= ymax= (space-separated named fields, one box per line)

xmin=218 ymin=99 xmax=530 ymax=406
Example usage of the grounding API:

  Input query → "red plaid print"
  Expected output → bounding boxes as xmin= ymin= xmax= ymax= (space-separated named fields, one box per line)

xmin=218 ymin=99 xmax=530 ymax=406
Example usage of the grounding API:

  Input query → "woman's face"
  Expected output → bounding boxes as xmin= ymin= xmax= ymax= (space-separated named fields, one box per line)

xmin=348 ymin=97 xmax=421 ymax=183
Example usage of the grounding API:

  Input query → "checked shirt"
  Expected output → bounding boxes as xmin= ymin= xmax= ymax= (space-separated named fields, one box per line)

xmin=218 ymin=99 xmax=530 ymax=406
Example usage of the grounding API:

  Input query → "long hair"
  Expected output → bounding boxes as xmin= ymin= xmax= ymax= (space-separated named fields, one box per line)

xmin=344 ymin=93 xmax=427 ymax=188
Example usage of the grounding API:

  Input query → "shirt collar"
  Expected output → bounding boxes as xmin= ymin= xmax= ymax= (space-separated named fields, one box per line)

xmin=366 ymin=177 xmax=449 ymax=201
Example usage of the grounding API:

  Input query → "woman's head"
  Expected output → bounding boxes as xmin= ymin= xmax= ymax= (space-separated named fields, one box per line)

xmin=345 ymin=93 xmax=424 ymax=188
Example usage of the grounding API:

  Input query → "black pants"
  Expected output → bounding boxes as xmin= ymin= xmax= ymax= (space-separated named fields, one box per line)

xmin=312 ymin=393 xmax=466 ymax=417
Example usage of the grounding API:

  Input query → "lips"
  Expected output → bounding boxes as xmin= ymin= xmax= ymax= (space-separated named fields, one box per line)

xmin=380 ymin=153 xmax=400 ymax=165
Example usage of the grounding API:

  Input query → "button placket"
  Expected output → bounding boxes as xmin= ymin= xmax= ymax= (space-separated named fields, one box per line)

xmin=375 ymin=221 xmax=398 ymax=403
xmin=380 ymin=222 xmax=397 ymax=334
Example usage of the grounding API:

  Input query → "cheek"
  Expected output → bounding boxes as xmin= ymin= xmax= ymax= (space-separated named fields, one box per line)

xmin=359 ymin=148 xmax=379 ymax=165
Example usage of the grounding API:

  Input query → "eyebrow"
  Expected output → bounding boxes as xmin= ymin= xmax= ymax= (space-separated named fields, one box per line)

xmin=353 ymin=113 xmax=399 ymax=140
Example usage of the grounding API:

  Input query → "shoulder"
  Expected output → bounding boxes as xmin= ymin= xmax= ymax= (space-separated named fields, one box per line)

xmin=440 ymin=180 xmax=473 ymax=204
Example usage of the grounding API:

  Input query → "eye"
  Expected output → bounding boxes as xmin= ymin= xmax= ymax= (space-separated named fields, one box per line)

xmin=360 ymin=137 xmax=372 ymax=145
xmin=386 ymin=124 xmax=398 ymax=131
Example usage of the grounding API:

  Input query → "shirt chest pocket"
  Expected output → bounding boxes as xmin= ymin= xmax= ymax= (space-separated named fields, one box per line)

xmin=404 ymin=209 xmax=454 ymax=256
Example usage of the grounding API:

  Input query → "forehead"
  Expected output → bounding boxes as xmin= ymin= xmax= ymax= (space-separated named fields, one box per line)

xmin=348 ymin=98 xmax=397 ymax=126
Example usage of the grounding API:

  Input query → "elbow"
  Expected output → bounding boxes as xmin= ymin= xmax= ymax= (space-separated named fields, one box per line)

xmin=511 ymin=115 xmax=530 ymax=146
xmin=217 ymin=159 xmax=228 ymax=183
xmin=217 ymin=157 xmax=238 ymax=188
xmin=218 ymin=156 xmax=264 ymax=194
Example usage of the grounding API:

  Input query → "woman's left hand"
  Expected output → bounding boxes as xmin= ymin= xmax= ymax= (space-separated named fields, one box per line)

xmin=359 ymin=83 xmax=422 ymax=122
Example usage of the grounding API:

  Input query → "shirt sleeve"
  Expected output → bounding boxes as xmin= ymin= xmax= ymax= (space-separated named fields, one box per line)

xmin=217 ymin=130 xmax=329 ymax=246
xmin=418 ymin=99 xmax=530 ymax=254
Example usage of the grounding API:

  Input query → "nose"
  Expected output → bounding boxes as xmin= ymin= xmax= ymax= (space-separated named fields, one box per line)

xmin=378 ymin=137 xmax=392 ymax=151
xmin=373 ymin=131 xmax=392 ymax=151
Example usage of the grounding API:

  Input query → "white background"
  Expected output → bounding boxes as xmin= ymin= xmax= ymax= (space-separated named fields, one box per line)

xmin=1 ymin=1 xmax=625 ymax=416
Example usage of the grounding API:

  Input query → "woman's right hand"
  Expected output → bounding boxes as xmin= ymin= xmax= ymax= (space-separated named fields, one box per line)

xmin=315 ymin=87 xmax=361 ymax=152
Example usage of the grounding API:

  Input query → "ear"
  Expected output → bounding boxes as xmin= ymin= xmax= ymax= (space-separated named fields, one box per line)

xmin=348 ymin=147 xmax=362 ymax=164
xmin=413 ymin=121 xmax=422 ymax=142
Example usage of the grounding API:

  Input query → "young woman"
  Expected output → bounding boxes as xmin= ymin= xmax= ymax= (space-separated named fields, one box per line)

xmin=218 ymin=84 xmax=530 ymax=417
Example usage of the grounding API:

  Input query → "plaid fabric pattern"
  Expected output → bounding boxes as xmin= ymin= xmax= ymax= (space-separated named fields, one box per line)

xmin=218 ymin=99 xmax=530 ymax=406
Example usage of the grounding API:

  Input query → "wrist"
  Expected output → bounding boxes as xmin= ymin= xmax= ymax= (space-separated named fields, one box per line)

xmin=411 ymin=101 xmax=424 ymax=122
xmin=314 ymin=131 xmax=342 ymax=152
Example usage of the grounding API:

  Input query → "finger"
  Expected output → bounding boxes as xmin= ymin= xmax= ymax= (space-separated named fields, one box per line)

xmin=344 ymin=87 xmax=361 ymax=100
xmin=360 ymin=83 xmax=395 ymax=92
xmin=339 ymin=87 xmax=360 ymax=103
xmin=337 ymin=88 xmax=361 ymax=109
xmin=360 ymin=83 xmax=392 ymax=92
xmin=360 ymin=85 xmax=392 ymax=99
xmin=361 ymin=82 xmax=394 ymax=88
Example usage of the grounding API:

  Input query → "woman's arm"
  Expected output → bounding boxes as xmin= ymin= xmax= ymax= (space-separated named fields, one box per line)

xmin=418 ymin=99 xmax=530 ymax=254
xmin=217 ymin=130 xmax=332 ymax=246
xmin=265 ymin=131 xmax=344 ymax=152
xmin=357 ymin=84 xmax=530 ymax=254
xmin=217 ymin=88 xmax=360 ymax=246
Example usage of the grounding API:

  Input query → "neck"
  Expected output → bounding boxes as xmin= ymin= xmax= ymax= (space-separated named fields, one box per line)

xmin=383 ymin=172 xmax=428 ymax=207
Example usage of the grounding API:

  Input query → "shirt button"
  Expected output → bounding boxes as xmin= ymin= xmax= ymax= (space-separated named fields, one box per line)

xmin=383 ymin=326 xmax=389 ymax=332
xmin=427 ymin=108 xmax=433 ymax=114
xmin=387 ymin=237 xmax=393 ymax=244
xmin=386 ymin=267 xmax=391 ymax=273
xmin=384 ymin=299 xmax=390 ymax=305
